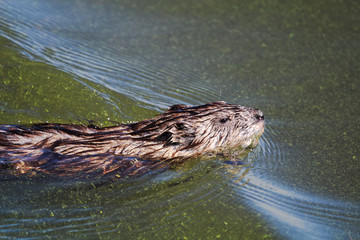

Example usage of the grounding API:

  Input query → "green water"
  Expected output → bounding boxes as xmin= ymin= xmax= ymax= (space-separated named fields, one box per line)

xmin=1 ymin=0 xmax=359 ymax=239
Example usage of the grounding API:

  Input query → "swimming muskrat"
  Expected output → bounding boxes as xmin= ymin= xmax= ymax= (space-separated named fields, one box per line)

xmin=0 ymin=101 xmax=265 ymax=177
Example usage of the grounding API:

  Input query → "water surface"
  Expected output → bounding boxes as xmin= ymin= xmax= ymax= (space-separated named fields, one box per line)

xmin=1 ymin=0 xmax=359 ymax=239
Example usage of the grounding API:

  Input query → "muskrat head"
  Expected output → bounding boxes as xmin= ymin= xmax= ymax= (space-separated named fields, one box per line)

xmin=130 ymin=101 xmax=265 ymax=160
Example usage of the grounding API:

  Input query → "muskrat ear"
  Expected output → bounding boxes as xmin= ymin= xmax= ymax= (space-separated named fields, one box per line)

xmin=157 ymin=122 xmax=195 ymax=147
xmin=168 ymin=104 xmax=191 ymax=112
xmin=156 ymin=131 xmax=181 ymax=146
xmin=157 ymin=131 xmax=173 ymax=143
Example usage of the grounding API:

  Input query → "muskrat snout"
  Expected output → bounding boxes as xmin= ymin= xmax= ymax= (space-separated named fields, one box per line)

xmin=255 ymin=111 xmax=264 ymax=121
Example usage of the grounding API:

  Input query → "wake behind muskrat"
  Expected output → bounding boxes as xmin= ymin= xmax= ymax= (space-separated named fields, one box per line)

xmin=0 ymin=101 xmax=265 ymax=178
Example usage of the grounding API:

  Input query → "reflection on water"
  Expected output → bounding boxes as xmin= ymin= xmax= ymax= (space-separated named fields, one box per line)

xmin=1 ymin=0 xmax=360 ymax=239
xmin=238 ymin=177 xmax=360 ymax=240
xmin=0 ymin=0 xmax=218 ymax=110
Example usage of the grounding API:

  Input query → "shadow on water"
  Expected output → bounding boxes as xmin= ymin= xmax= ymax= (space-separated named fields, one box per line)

xmin=1 ymin=0 xmax=360 ymax=239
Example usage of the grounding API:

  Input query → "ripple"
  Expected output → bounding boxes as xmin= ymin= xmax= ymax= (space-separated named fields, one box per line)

xmin=256 ymin=124 xmax=291 ymax=174
xmin=0 ymin=209 xmax=102 ymax=238
xmin=48 ymin=44 xmax=218 ymax=108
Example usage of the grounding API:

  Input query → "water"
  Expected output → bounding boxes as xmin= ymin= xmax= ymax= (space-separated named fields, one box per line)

xmin=1 ymin=0 xmax=359 ymax=239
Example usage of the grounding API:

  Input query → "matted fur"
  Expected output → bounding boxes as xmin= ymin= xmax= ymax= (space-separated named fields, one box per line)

xmin=0 ymin=101 xmax=265 ymax=177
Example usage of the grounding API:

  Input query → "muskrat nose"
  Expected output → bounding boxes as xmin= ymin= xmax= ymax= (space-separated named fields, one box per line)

xmin=255 ymin=111 xmax=264 ymax=121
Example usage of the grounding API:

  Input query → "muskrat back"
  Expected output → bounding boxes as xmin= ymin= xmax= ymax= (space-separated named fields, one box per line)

xmin=0 ymin=101 xmax=265 ymax=177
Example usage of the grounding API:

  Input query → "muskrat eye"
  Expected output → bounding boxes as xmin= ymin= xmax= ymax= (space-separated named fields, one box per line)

xmin=219 ymin=118 xmax=230 ymax=123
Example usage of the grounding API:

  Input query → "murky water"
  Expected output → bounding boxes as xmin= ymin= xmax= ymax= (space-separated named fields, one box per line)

xmin=1 ymin=0 xmax=359 ymax=239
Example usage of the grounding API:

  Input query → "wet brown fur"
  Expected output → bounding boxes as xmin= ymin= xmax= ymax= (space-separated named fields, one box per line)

xmin=0 ymin=101 xmax=265 ymax=177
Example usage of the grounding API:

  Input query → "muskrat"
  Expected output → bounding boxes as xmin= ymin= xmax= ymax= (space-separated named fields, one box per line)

xmin=0 ymin=101 xmax=265 ymax=178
